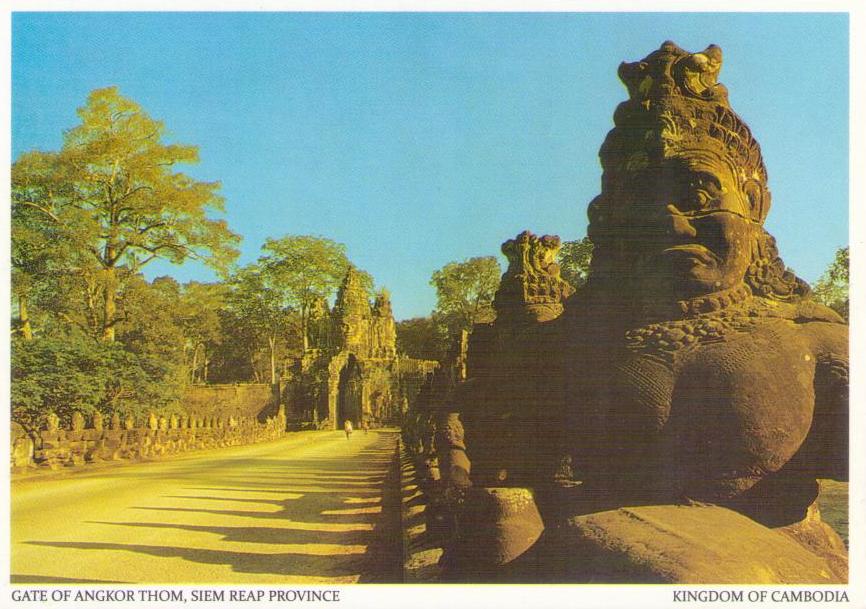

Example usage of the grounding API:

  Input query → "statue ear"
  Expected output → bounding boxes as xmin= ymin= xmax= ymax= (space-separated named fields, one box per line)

xmin=743 ymin=179 xmax=770 ymax=222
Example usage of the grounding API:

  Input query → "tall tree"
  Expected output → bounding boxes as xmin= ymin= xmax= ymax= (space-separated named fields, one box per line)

xmin=176 ymin=281 xmax=228 ymax=384
xmin=430 ymin=256 xmax=501 ymax=335
xmin=11 ymin=150 xmax=92 ymax=339
xmin=813 ymin=246 xmax=849 ymax=320
xmin=226 ymin=264 xmax=297 ymax=385
xmin=557 ymin=237 xmax=594 ymax=290
xmin=396 ymin=315 xmax=450 ymax=361
xmin=113 ymin=275 xmax=187 ymax=391
xmin=259 ymin=235 xmax=350 ymax=351
xmin=13 ymin=87 xmax=241 ymax=342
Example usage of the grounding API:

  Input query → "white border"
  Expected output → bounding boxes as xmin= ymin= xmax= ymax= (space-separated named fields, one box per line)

xmin=2 ymin=3 xmax=862 ymax=608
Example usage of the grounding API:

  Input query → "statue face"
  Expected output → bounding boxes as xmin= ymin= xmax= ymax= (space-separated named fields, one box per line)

xmin=620 ymin=149 xmax=757 ymax=299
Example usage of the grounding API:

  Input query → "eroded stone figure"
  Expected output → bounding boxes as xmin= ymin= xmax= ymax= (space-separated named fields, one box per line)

xmin=443 ymin=42 xmax=848 ymax=583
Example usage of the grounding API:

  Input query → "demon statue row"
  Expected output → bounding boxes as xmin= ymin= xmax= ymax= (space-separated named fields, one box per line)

xmin=431 ymin=42 xmax=849 ymax=583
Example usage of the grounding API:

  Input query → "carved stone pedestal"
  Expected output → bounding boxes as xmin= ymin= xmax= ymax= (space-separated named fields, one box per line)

xmin=442 ymin=487 xmax=544 ymax=581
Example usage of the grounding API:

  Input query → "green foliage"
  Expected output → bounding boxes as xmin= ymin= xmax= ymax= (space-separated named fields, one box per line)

xmin=188 ymin=235 xmax=379 ymax=385
xmin=813 ymin=246 xmax=849 ymax=320
xmin=12 ymin=86 xmax=240 ymax=341
xmin=206 ymin=308 xmax=263 ymax=383
xmin=430 ymin=256 xmax=501 ymax=336
xmin=62 ymin=87 xmax=240 ymax=272
xmin=223 ymin=264 xmax=301 ymax=383
xmin=259 ymin=235 xmax=350 ymax=350
xmin=396 ymin=315 xmax=451 ymax=361
xmin=11 ymin=335 xmax=181 ymax=435
xmin=173 ymin=281 xmax=229 ymax=383
xmin=557 ymin=237 xmax=594 ymax=290
xmin=178 ymin=281 xmax=227 ymax=346
xmin=114 ymin=275 xmax=188 ymax=391
xmin=11 ymin=150 xmax=95 ymax=339
xmin=10 ymin=87 xmax=247 ymax=432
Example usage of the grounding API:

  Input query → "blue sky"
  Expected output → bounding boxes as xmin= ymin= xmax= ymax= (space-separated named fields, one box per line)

xmin=12 ymin=12 xmax=849 ymax=320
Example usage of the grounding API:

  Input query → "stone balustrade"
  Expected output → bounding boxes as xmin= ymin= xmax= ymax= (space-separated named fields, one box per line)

xmin=11 ymin=410 xmax=287 ymax=472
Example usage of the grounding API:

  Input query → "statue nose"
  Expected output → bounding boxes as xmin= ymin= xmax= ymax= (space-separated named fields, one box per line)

xmin=666 ymin=204 xmax=697 ymax=238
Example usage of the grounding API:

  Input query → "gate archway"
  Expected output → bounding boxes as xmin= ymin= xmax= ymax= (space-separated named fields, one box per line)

xmin=336 ymin=355 xmax=363 ymax=427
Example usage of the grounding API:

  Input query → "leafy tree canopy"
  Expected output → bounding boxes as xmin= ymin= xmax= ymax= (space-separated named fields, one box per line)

xmin=259 ymin=235 xmax=351 ymax=350
xmin=396 ymin=315 xmax=451 ymax=361
xmin=12 ymin=86 xmax=241 ymax=341
xmin=12 ymin=334 xmax=181 ymax=435
xmin=813 ymin=246 xmax=849 ymax=320
xmin=557 ymin=237 xmax=594 ymax=290
xmin=431 ymin=256 xmax=501 ymax=336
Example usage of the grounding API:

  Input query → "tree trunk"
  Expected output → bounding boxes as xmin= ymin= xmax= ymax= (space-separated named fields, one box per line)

xmin=301 ymin=307 xmax=310 ymax=352
xmin=250 ymin=353 xmax=260 ymax=383
xmin=18 ymin=293 xmax=33 ymax=340
xmin=190 ymin=344 xmax=200 ymax=384
xmin=102 ymin=267 xmax=117 ymax=342
xmin=269 ymin=335 xmax=277 ymax=385
xmin=83 ymin=273 xmax=100 ymax=338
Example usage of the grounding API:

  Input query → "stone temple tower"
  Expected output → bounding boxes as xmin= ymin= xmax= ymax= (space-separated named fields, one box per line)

xmin=332 ymin=266 xmax=373 ymax=356
xmin=371 ymin=290 xmax=397 ymax=358
xmin=286 ymin=266 xmax=437 ymax=430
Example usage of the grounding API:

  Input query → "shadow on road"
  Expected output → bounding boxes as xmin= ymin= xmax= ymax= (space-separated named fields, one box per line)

xmin=10 ymin=574 xmax=131 ymax=584
xmin=16 ymin=431 xmax=403 ymax=583
xmin=25 ymin=540 xmax=369 ymax=579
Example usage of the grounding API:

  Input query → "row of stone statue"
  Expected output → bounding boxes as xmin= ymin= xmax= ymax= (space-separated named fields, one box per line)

xmin=426 ymin=42 xmax=849 ymax=584
xmin=12 ymin=410 xmax=288 ymax=471
xmin=42 ymin=410 xmax=256 ymax=434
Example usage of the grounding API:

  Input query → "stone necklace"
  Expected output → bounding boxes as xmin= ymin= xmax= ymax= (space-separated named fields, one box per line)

xmin=624 ymin=283 xmax=767 ymax=361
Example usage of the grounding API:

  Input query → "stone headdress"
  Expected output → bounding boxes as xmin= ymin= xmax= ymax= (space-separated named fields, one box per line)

xmin=586 ymin=41 xmax=809 ymax=302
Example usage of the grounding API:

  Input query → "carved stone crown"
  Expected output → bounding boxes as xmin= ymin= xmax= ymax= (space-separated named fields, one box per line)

xmin=601 ymin=41 xmax=769 ymax=222
xmin=333 ymin=266 xmax=371 ymax=321
xmin=493 ymin=231 xmax=575 ymax=324
xmin=372 ymin=290 xmax=393 ymax=317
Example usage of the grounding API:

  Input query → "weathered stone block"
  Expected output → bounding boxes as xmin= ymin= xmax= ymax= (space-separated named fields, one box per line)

xmin=548 ymin=504 xmax=845 ymax=584
xmin=71 ymin=411 xmax=85 ymax=432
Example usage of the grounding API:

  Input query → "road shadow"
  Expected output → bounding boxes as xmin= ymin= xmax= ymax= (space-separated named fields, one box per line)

xmin=357 ymin=439 xmax=403 ymax=583
xmin=85 ymin=520 xmax=369 ymax=545
xmin=10 ymin=574 xmax=131 ymax=584
xmin=15 ymin=431 xmax=402 ymax=583
xmin=25 ymin=540 xmax=368 ymax=579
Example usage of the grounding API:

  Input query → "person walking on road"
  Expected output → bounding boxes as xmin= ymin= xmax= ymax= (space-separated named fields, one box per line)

xmin=362 ymin=419 xmax=369 ymax=435
xmin=344 ymin=419 xmax=353 ymax=440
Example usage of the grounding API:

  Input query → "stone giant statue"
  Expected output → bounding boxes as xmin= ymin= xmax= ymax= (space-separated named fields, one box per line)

xmin=438 ymin=42 xmax=849 ymax=583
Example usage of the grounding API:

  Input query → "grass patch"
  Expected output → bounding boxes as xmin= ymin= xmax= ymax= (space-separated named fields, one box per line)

xmin=817 ymin=479 xmax=848 ymax=547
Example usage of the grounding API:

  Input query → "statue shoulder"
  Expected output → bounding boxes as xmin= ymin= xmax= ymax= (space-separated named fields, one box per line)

xmin=746 ymin=297 xmax=846 ymax=346
xmin=789 ymin=300 xmax=848 ymax=360
xmin=791 ymin=299 xmax=846 ymax=325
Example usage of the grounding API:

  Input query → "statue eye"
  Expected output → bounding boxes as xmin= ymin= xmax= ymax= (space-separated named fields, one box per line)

xmin=687 ymin=173 xmax=723 ymax=208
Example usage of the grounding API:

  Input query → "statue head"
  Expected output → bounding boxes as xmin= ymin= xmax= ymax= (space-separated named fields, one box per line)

xmin=493 ymin=230 xmax=574 ymax=323
xmin=587 ymin=42 xmax=808 ymax=307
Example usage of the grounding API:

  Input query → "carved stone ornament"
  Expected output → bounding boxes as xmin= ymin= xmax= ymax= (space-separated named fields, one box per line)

xmin=493 ymin=230 xmax=575 ymax=323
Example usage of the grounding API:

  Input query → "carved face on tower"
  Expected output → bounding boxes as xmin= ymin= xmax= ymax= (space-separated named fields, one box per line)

xmin=587 ymin=42 xmax=786 ymax=304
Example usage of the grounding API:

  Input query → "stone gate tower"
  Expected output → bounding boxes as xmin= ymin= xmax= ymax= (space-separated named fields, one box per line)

xmin=285 ymin=267 xmax=437 ymax=430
